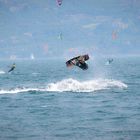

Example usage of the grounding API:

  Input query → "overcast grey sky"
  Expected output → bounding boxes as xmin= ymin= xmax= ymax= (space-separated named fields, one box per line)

xmin=0 ymin=0 xmax=140 ymax=59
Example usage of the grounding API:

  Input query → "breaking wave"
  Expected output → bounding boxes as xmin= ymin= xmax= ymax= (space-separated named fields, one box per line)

xmin=46 ymin=78 xmax=127 ymax=92
xmin=0 ymin=78 xmax=127 ymax=94
xmin=0 ymin=88 xmax=45 ymax=94
xmin=0 ymin=70 xmax=5 ymax=74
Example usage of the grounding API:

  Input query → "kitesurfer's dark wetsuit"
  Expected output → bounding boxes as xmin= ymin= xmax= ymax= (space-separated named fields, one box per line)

xmin=8 ymin=64 xmax=16 ymax=73
xmin=76 ymin=61 xmax=88 ymax=70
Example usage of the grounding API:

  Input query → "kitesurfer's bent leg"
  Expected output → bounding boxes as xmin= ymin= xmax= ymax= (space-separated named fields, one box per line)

xmin=8 ymin=67 xmax=14 ymax=73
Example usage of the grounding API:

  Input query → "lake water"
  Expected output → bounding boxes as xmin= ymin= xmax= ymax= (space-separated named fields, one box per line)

xmin=0 ymin=57 xmax=140 ymax=140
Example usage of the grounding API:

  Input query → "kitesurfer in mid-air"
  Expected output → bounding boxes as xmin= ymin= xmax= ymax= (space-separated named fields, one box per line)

xmin=66 ymin=54 xmax=89 ymax=70
xmin=8 ymin=63 xmax=16 ymax=73
xmin=74 ymin=56 xmax=88 ymax=70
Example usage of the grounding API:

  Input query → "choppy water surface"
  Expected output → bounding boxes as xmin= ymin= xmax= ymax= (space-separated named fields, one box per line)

xmin=0 ymin=57 xmax=140 ymax=140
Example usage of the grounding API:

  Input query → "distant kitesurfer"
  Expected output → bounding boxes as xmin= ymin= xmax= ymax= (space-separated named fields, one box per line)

xmin=8 ymin=63 xmax=16 ymax=73
xmin=108 ymin=59 xmax=113 ymax=64
xmin=106 ymin=59 xmax=113 ymax=65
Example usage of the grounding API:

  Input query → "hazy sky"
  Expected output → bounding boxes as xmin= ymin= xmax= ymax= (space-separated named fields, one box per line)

xmin=0 ymin=0 xmax=140 ymax=59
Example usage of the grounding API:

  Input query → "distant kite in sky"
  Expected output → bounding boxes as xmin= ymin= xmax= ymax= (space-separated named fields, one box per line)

xmin=43 ymin=44 xmax=48 ymax=54
xmin=69 ymin=48 xmax=79 ymax=55
xmin=56 ymin=0 xmax=62 ymax=6
xmin=112 ymin=31 xmax=117 ymax=40
xmin=58 ymin=32 xmax=63 ymax=40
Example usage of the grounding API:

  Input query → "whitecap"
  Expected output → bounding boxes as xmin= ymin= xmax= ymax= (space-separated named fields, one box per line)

xmin=0 ymin=87 xmax=45 ymax=94
xmin=46 ymin=78 xmax=127 ymax=92
xmin=0 ymin=78 xmax=127 ymax=94
xmin=0 ymin=70 xmax=5 ymax=74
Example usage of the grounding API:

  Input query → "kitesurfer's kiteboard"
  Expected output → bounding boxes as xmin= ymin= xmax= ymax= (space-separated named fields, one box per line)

xmin=66 ymin=54 xmax=89 ymax=70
